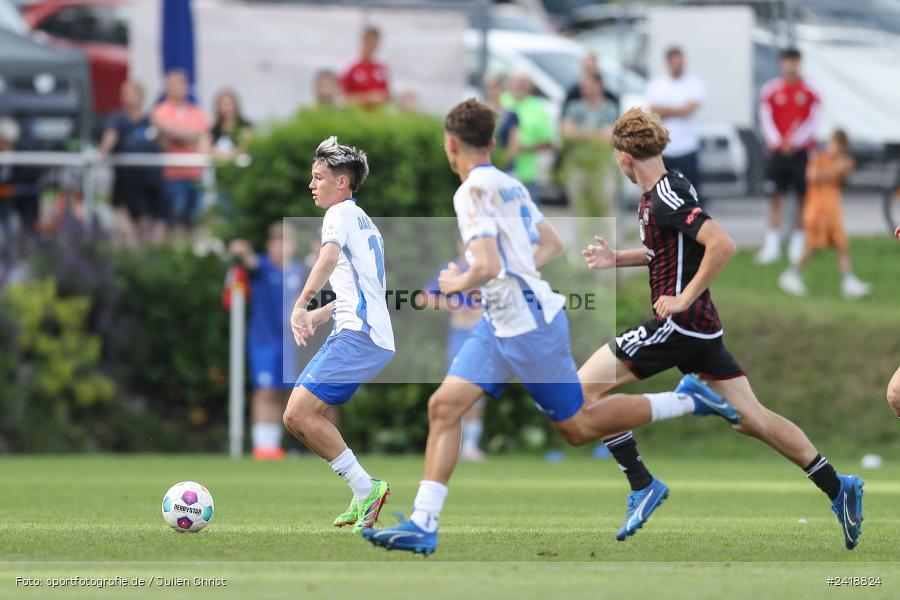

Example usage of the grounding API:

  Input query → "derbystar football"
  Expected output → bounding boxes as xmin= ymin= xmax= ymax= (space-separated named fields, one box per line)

xmin=161 ymin=481 xmax=214 ymax=532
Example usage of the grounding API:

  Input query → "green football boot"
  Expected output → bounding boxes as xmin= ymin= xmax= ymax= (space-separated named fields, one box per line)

xmin=333 ymin=497 xmax=358 ymax=528
xmin=351 ymin=479 xmax=391 ymax=534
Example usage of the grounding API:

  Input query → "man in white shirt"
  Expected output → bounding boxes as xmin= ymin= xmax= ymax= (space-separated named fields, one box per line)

xmin=284 ymin=136 xmax=394 ymax=535
xmin=646 ymin=47 xmax=706 ymax=196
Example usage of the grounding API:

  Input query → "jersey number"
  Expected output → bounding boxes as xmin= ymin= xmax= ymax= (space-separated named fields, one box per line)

xmin=520 ymin=205 xmax=539 ymax=244
xmin=368 ymin=234 xmax=385 ymax=287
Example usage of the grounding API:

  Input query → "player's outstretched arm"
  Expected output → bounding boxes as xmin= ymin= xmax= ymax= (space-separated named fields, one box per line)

xmin=653 ymin=219 xmax=735 ymax=319
xmin=534 ymin=220 xmax=564 ymax=268
xmin=582 ymin=236 xmax=649 ymax=270
xmin=291 ymin=243 xmax=341 ymax=346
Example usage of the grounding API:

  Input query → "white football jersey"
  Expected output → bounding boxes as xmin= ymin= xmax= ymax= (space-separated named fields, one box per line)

xmin=320 ymin=199 xmax=394 ymax=351
xmin=453 ymin=164 xmax=565 ymax=338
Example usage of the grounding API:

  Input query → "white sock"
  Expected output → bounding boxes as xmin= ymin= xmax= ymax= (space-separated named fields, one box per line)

xmin=645 ymin=392 xmax=694 ymax=422
xmin=252 ymin=423 xmax=283 ymax=450
xmin=329 ymin=448 xmax=373 ymax=500
xmin=461 ymin=420 xmax=484 ymax=452
xmin=410 ymin=480 xmax=448 ymax=533
xmin=765 ymin=229 xmax=780 ymax=247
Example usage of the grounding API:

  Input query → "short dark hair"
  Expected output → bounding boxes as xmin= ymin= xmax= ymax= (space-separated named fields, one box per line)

xmin=831 ymin=129 xmax=849 ymax=149
xmin=314 ymin=136 xmax=369 ymax=192
xmin=780 ymin=47 xmax=802 ymax=60
xmin=445 ymin=98 xmax=496 ymax=149
xmin=665 ymin=46 xmax=683 ymax=59
xmin=315 ymin=69 xmax=337 ymax=81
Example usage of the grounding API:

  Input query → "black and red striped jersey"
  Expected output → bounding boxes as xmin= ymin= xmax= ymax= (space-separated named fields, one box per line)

xmin=638 ymin=172 xmax=723 ymax=337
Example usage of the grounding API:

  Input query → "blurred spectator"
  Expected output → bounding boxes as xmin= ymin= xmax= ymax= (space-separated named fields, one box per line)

xmin=313 ymin=69 xmax=342 ymax=107
xmin=563 ymin=53 xmax=617 ymax=117
xmin=778 ymin=129 xmax=870 ymax=299
xmin=341 ymin=26 xmax=390 ymax=109
xmin=757 ymin=47 xmax=821 ymax=265
xmin=152 ymin=69 xmax=212 ymax=234
xmin=212 ymin=89 xmax=253 ymax=161
xmin=396 ymin=90 xmax=419 ymax=112
xmin=0 ymin=117 xmax=41 ymax=262
xmin=424 ymin=241 xmax=486 ymax=462
xmin=646 ymin=47 xmax=705 ymax=194
xmin=562 ymin=72 xmax=617 ymax=144
xmin=100 ymin=81 xmax=166 ymax=246
xmin=489 ymin=73 xmax=519 ymax=157
xmin=229 ymin=222 xmax=306 ymax=460
xmin=560 ymin=71 xmax=617 ymax=217
xmin=502 ymin=72 xmax=554 ymax=203
xmin=483 ymin=71 xmax=506 ymax=116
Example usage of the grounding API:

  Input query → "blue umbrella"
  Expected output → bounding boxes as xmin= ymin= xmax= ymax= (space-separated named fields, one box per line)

xmin=161 ymin=0 xmax=196 ymax=102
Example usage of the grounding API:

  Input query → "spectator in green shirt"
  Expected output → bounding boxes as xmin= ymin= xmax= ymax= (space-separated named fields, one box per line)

xmin=502 ymin=72 xmax=554 ymax=203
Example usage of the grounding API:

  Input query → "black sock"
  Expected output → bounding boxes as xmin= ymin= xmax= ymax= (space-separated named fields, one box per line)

xmin=804 ymin=454 xmax=841 ymax=501
xmin=604 ymin=432 xmax=653 ymax=491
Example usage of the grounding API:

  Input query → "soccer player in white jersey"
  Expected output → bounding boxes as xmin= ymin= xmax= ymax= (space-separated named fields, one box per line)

xmin=363 ymin=99 xmax=740 ymax=555
xmin=283 ymin=137 xmax=394 ymax=533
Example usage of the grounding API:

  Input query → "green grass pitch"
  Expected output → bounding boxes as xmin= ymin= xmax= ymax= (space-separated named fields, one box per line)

xmin=1 ymin=454 xmax=898 ymax=599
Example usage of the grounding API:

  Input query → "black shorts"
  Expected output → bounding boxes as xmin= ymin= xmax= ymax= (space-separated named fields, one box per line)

xmin=610 ymin=319 xmax=745 ymax=381
xmin=765 ymin=151 xmax=808 ymax=198
xmin=113 ymin=180 xmax=166 ymax=221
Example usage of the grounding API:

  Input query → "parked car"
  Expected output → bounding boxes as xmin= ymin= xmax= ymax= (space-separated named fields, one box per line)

xmin=21 ymin=0 xmax=128 ymax=118
xmin=0 ymin=0 xmax=91 ymax=151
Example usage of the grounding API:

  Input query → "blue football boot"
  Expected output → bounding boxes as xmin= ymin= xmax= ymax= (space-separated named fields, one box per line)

xmin=832 ymin=474 xmax=864 ymax=550
xmin=676 ymin=374 xmax=741 ymax=424
xmin=616 ymin=477 xmax=670 ymax=541
xmin=361 ymin=519 xmax=437 ymax=555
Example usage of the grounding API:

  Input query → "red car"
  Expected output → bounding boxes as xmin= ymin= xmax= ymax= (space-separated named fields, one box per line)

xmin=21 ymin=0 xmax=129 ymax=116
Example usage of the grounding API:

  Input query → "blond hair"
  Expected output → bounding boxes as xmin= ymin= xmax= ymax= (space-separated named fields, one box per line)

xmin=611 ymin=107 xmax=670 ymax=160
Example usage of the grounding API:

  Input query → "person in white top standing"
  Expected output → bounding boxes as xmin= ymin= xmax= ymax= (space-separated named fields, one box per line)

xmin=284 ymin=136 xmax=394 ymax=535
xmin=645 ymin=47 xmax=706 ymax=197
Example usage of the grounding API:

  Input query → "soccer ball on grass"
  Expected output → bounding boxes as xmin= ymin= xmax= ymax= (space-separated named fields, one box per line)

xmin=161 ymin=481 xmax=214 ymax=532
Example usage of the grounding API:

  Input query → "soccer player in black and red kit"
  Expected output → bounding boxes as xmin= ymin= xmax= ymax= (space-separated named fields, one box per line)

xmin=580 ymin=107 xmax=863 ymax=549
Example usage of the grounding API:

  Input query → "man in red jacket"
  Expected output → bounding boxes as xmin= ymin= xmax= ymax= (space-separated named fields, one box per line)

xmin=341 ymin=26 xmax=390 ymax=109
xmin=757 ymin=47 xmax=821 ymax=265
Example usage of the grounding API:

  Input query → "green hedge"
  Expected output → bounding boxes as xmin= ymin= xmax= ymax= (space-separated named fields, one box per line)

xmin=0 ymin=280 xmax=114 ymax=452
xmin=15 ymin=230 xmax=231 ymax=452
xmin=217 ymin=107 xmax=459 ymax=245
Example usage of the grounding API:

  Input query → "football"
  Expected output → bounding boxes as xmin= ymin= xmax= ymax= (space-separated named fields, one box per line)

xmin=161 ymin=481 xmax=215 ymax=532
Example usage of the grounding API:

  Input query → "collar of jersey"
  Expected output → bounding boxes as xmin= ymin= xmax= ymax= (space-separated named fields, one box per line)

xmin=470 ymin=163 xmax=493 ymax=172
xmin=341 ymin=197 xmax=357 ymax=203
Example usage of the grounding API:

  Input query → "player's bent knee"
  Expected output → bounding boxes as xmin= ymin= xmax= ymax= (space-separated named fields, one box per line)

xmin=887 ymin=385 xmax=900 ymax=415
xmin=427 ymin=390 xmax=466 ymax=425
xmin=554 ymin=420 xmax=591 ymax=446
xmin=731 ymin=408 xmax=769 ymax=438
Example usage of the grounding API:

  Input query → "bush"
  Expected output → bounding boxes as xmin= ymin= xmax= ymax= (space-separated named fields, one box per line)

xmin=217 ymin=107 xmax=459 ymax=245
xmin=22 ymin=229 xmax=231 ymax=452
xmin=0 ymin=280 xmax=115 ymax=452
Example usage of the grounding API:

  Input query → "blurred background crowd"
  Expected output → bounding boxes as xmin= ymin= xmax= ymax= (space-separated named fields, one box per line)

xmin=0 ymin=0 xmax=897 ymax=458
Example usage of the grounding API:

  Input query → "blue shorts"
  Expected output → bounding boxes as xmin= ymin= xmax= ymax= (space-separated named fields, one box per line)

xmin=447 ymin=311 xmax=583 ymax=422
xmin=296 ymin=329 xmax=394 ymax=405
xmin=248 ymin=344 xmax=293 ymax=390
xmin=447 ymin=325 xmax=474 ymax=369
